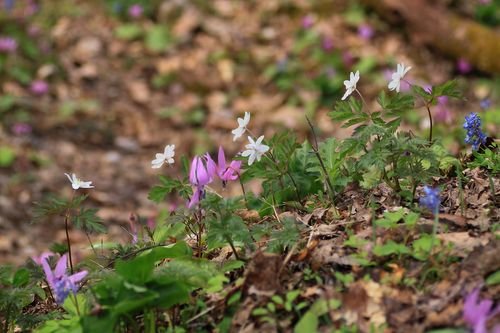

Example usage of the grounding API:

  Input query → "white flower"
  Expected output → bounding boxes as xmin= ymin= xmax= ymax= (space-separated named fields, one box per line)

xmin=242 ymin=135 xmax=269 ymax=165
xmin=341 ymin=71 xmax=360 ymax=100
xmin=65 ymin=173 xmax=94 ymax=190
xmin=151 ymin=144 xmax=175 ymax=169
xmin=231 ymin=112 xmax=250 ymax=141
xmin=388 ymin=63 xmax=411 ymax=93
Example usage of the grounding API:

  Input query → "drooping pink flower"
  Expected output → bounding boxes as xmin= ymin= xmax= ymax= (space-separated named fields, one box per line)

xmin=128 ymin=4 xmax=143 ymax=18
xmin=188 ymin=155 xmax=216 ymax=208
xmin=434 ymin=96 xmax=452 ymax=123
xmin=30 ymin=80 xmax=49 ymax=95
xmin=342 ymin=51 xmax=354 ymax=68
xmin=301 ymin=15 xmax=314 ymax=29
xmin=321 ymin=36 xmax=334 ymax=52
xmin=216 ymin=147 xmax=241 ymax=184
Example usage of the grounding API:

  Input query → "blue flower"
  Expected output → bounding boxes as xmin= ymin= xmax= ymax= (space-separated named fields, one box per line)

xmin=419 ymin=186 xmax=440 ymax=213
xmin=463 ymin=113 xmax=487 ymax=150
xmin=480 ymin=99 xmax=491 ymax=110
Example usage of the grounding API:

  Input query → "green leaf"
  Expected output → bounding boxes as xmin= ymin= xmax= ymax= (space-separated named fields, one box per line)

xmin=0 ymin=146 xmax=15 ymax=167
xmin=62 ymin=293 xmax=89 ymax=316
xmin=73 ymin=208 xmax=106 ymax=234
xmin=145 ymin=26 xmax=172 ymax=52
xmin=486 ymin=270 xmax=500 ymax=286
xmin=412 ymin=234 xmax=440 ymax=260
xmin=0 ymin=95 xmax=16 ymax=112
xmin=373 ymin=241 xmax=410 ymax=257
xmin=115 ymin=253 xmax=155 ymax=284
xmin=13 ymin=268 xmax=30 ymax=287
xmin=294 ymin=311 xmax=318 ymax=333
xmin=432 ymin=80 xmax=461 ymax=99
xmin=115 ymin=24 xmax=142 ymax=40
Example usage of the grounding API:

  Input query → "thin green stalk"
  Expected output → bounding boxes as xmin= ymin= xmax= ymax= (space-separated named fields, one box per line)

xmin=305 ymin=115 xmax=336 ymax=202
xmin=70 ymin=293 xmax=81 ymax=317
xmin=428 ymin=211 xmax=440 ymax=258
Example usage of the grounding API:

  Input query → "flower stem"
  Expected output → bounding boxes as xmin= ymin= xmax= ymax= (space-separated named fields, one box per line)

xmin=64 ymin=192 xmax=76 ymax=275
xmin=64 ymin=215 xmax=74 ymax=275
xmin=425 ymin=103 xmax=433 ymax=143
xmin=305 ymin=115 xmax=336 ymax=202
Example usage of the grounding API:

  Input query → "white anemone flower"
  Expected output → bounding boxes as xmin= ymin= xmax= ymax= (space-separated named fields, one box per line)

xmin=231 ymin=112 xmax=250 ymax=141
xmin=388 ymin=63 xmax=412 ymax=93
xmin=341 ymin=71 xmax=360 ymax=100
xmin=151 ymin=144 xmax=175 ymax=169
xmin=242 ymin=135 xmax=270 ymax=166
xmin=65 ymin=173 xmax=94 ymax=190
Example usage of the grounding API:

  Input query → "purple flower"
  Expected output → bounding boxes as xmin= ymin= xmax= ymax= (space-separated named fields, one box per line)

xmin=31 ymin=251 xmax=54 ymax=265
xmin=321 ymin=36 xmax=334 ymax=52
xmin=358 ymin=23 xmax=374 ymax=40
xmin=215 ymin=147 xmax=241 ymax=185
xmin=11 ymin=123 xmax=32 ymax=136
xmin=188 ymin=155 xmax=216 ymax=208
xmin=463 ymin=289 xmax=500 ymax=333
xmin=30 ymin=80 xmax=49 ymax=95
xmin=4 ymin=0 xmax=14 ymax=11
xmin=0 ymin=37 xmax=17 ymax=53
xmin=419 ymin=186 xmax=440 ymax=214
xmin=301 ymin=15 xmax=314 ymax=29
xmin=38 ymin=253 xmax=88 ymax=304
xmin=128 ymin=4 xmax=143 ymax=18
xmin=463 ymin=113 xmax=487 ymax=150
xmin=342 ymin=51 xmax=354 ymax=68
xmin=457 ymin=58 xmax=472 ymax=74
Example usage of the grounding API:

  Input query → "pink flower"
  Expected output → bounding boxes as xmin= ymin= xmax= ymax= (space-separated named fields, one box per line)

xmin=301 ymin=15 xmax=314 ymax=29
xmin=0 ymin=37 xmax=17 ymax=53
xmin=12 ymin=123 xmax=32 ymax=136
xmin=216 ymin=147 xmax=241 ymax=184
xmin=128 ymin=4 xmax=143 ymax=18
xmin=463 ymin=289 xmax=500 ymax=333
xmin=30 ymin=80 xmax=49 ymax=95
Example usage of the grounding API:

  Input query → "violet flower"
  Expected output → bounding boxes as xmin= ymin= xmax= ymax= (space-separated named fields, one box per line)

xmin=419 ymin=186 xmax=440 ymax=214
xmin=480 ymin=99 xmax=491 ymax=110
xmin=463 ymin=113 xmax=487 ymax=151
xmin=463 ymin=289 xmax=500 ymax=333
xmin=39 ymin=253 xmax=88 ymax=304
xmin=128 ymin=4 xmax=143 ymax=18
xmin=457 ymin=58 xmax=472 ymax=74
xmin=31 ymin=251 xmax=54 ymax=265
xmin=0 ymin=37 xmax=17 ymax=53
xmin=30 ymin=80 xmax=49 ymax=95
xmin=358 ymin=23 xmax=374 ymax=40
